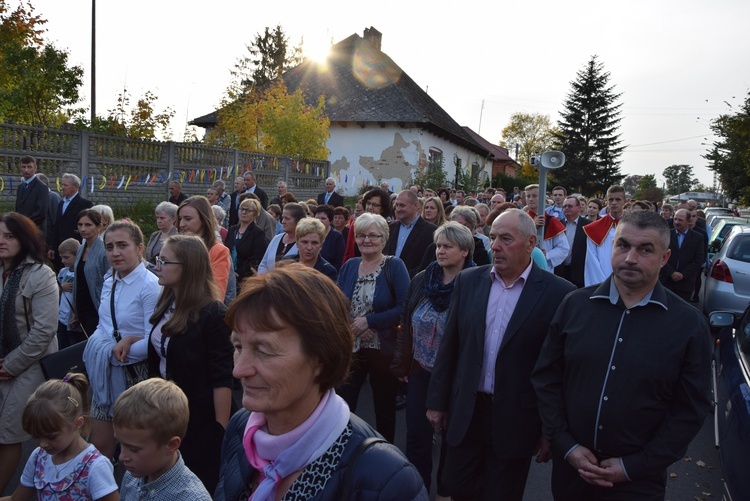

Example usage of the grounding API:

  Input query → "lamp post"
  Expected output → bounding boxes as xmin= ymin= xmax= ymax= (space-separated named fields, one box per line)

xmin=530 ymin=151 xmax=566 ymax=244
xmin=90 ymin=0 xmax=96 ymax=124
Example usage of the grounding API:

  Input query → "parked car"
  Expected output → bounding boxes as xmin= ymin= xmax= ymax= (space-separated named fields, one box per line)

xmin=704 ymin=225 xmax=750 ymax=316
xmin=707 ymin=310 xmax=750 ymax=500
xmin=707 ymin=218 xmax=750 ymax=262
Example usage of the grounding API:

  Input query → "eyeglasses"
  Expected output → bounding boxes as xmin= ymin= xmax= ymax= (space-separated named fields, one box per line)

xmin=239 ymin=208 xmax=255 ymax=213
xmin=155 ymin=256 xmax=183 ymax=268
xmin=355 ymin=234 xmax=384 ymax=241
xmin=365 ymin=201 xmax=382 ymax=208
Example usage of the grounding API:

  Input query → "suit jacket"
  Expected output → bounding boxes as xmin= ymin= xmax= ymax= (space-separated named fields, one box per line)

xmin=247 ymin=186 xmax=268 ymax=209
xmin=317 ymin=191 xmax=345 ymax=207
xmin=383 ymin=216 xmax=437 ymax=278
xmin=52 ymin=193 xmax=93 ymax=251
xmin=15 ymin=177 xmax=48 ymax=234
xmin=228 ymin=190 xmax=241 ymax=227
xmin=426 ymin=263 xmax=576 ymax=458
xmin=554 ymin=216 xmax=591 ymax=288
xmin=660 ymin=229 xmax=706 ymax=292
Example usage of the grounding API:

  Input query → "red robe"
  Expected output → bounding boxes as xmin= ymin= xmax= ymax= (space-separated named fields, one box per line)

xmin=583 ymin=215 xmax=619 ymax=246
xmin=527 ymin=211 xmax=566 ymax=240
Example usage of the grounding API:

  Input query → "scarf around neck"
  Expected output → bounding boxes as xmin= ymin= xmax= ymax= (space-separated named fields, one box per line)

xmin=423 ymin=258 xmax=476 ymax=312
xmin=242 ymin=388 xmax=350 ymax=500
xmin=0 ymin=265 xmax=25 ymax=358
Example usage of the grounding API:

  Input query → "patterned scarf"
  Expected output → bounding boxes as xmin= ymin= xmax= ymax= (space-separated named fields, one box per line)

xmin=0 ymin=266 xmax=25 ymax=358
xmin=242 ymin=389 xmax=350 ymax=501
xmin=423 ymin=258 xmax=476 ymax=312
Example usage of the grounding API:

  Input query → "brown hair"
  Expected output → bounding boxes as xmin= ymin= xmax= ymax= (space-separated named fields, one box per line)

xmin=178 ymin=196 xmax=217 ymax=248
xmin=0 ymin=212 xmax=47 ymax=269
xmin=225 ymin=263 xmax=352 ymax=391
xmin=150 ymin=235 xmax=218 ymax=336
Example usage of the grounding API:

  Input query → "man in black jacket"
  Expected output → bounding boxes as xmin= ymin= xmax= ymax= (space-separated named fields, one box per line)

xmin=316 ymin=177 xmax=344 ymax=207
xmin=47 ymin=173 xmax=93 ymax=269
xmin=243 ymin=171 xmax=268 ymax=209
xmin=555 ymin=196 xmax=591 ymax=288
xmin=15 ymin=155 xmax=48 ymax=235
xmin=533 ymin=210 xmax=711 ymax=500
xmin=383 ymin=190 xmax=436 ymax=278
xmin=659 ymin=209 xmax=705 ymax=302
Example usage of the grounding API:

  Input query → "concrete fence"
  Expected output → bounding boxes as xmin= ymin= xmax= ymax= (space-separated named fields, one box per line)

xmin=0 ymin=123 xmax=330 ymax=207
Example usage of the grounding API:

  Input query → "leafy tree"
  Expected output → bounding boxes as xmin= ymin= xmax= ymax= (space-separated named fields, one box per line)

xmin=621 ymin=174 xmax=642 ymax=196
xmin=208 ymin=80 xmax=329 ymax=159
xmin=72 ymin=88 xmax=175 ymax=140
xmin=0 ymin=0 xmax=83 ymax=126
xmin=553 ymin=56 xmax=625 ymax=195
xmin=228 ymin=25 xmax=303 ymax=100
xmin=662 ymin=164 xmax=697 ymax=195
xmin=411 ymin=153 xmax=447 ymax=191
xmin=705 ymin=91 xmax=750 ymax=205
xmin=634 ymin=174 xmax=662 ymax=202
xmin=499 ymin=112 xmax=558 ymax=178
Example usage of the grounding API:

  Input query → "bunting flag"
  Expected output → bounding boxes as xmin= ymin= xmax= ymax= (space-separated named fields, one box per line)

xmin=116 ymin=176 xmax=125 ymax=190
xmin=56 ymin=177 xmax=61 ymax=191
xmin=124 ymin=175 xmax=132 ymax=190
xmin=157 ymin=173 xmax=164 ymax=184
xmin=109 ymin=176 xmax=115 ymax=189
xmin=0 ymin=178 xmax=4 ymax=193
xmin=100 ymin=176 xmax=107 ymax=189
xmin=90 ymin=176 xmax=94 ymax=194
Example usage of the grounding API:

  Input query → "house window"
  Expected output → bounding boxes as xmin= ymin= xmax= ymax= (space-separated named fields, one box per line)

xmin=471 ymin=162 xmax=480 ymax=186
xmin=428 ymin=148 xmax=443 ymax=174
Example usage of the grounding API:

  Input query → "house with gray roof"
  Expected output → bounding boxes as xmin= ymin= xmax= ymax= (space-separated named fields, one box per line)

xmin=192 ymin=27 xmax=515 ymax=196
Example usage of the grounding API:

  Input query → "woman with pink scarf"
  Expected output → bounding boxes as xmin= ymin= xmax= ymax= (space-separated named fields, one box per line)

xmin=214 ymin=264 xmax=426 ymax=500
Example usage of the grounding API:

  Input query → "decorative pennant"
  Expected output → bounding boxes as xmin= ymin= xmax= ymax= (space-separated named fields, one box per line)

xmin=116 ymin=176 xmax=125 ymax=190
xmin=124 ymin=175 xmax=132 ymax=190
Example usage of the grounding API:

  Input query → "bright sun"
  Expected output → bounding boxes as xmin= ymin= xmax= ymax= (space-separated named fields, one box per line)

xmin=303 ymin=35 xmax=332 ymax=63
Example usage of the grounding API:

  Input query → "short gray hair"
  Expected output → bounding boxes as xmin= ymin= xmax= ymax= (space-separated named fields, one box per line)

xmin=495 ymin=208 xmax=536 ymax=239
xmin=450 ymin=205 xmax=478 ymax=228
xmin=434 ymin=221 xmax=475 ymax=255
xmin=61 ymin=173 xmax=81 ymax=188
xmin=619 ymin=210 xmax=670 ymax=250
xmin=155 ymin=201 xmax=178 ymax=219
xmin=91 ymin=204 xmax=115 ymax=227
xmin=212 ymin=179 xmax=226 ymax=190
xmin=326 ymin=177 xmax=336 ymax=186
xmin=211 ymin=205 xmax=226 ymax=223
xmin=353 ymin=213 xmax=390 ymax=241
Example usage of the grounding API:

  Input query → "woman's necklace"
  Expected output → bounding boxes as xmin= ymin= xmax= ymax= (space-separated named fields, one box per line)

xmin=359 ymin=256 xmax=382 ymax=275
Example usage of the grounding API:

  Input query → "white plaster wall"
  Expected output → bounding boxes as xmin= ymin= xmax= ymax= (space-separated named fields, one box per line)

xmin=327 ymin=123 xmax=489 ymax=196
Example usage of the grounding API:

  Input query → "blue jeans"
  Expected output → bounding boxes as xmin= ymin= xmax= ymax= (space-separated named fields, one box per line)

xmin=406 ymin=361 xmax=448 ymax=496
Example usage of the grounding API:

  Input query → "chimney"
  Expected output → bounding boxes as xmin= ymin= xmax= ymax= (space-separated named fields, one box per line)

xmin=363 ymin=27 xmax=382 ymax=51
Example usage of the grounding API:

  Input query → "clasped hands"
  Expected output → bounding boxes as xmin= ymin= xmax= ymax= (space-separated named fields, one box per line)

xmin=567 ymin=445 xmax=627 ymax=487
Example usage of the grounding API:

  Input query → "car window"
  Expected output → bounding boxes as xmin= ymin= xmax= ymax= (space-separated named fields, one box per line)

xmin=728 ymin=236 xmax=750 ymax=263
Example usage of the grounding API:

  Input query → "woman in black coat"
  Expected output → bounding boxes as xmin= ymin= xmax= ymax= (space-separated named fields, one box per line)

xmin=148 ymin=234 xmax=233 ymax=493
xmin=225 ymin=198 xmax=269 ymax=292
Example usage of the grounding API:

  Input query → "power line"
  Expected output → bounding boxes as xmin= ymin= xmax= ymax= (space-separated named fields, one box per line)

xmin=628 ymin=135 xmax=710 ymax=148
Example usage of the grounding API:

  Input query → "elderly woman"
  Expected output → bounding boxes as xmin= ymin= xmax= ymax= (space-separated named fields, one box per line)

xmin=226 ymin=198 xmax=269 ymax=289
xmin=214 ymin=264 xmax=427 ymax=500
xmin=392 ymin=222 xmax=476 ymax=497
xmin=74 ymin=209 xmax=110 ymax=336
xmin=212 ymin=205 xmax=228 ymax=243
xmin=343 ymin=188 xmax=393 ymax=264
xmin=281 ymin=217 xmax=338 ymax=281
xmin=145 ymin=201 xmax=178 ymax=264
xmin=258 ymin=202 xmax=305 ymax=274
xmin=337 ymin=213 xmax=409 ymax=443
xmin=660 ymin=203 xmax=675 ymax=221
xmin=314 ymin=204 xmax=345 ymax=270
xmin=0 ymin=213 xmax=59 ymax=492
xmin=422 ymin=196 xmax=447 ymax=227
xmin=91 ymin=204 xmax=115 ymax=229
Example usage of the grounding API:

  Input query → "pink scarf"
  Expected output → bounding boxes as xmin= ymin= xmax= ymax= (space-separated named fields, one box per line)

xmin=242 ymin=389 xmax=350 ymax=500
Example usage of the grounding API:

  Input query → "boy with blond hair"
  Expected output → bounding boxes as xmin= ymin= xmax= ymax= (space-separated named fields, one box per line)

xmin=114 ymin=379 xmax=210 ymax=500
xmin=57 ymin=238 xmax=83 ymax=348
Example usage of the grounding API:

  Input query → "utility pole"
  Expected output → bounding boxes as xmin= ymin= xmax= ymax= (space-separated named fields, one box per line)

xmin=478 ymin=99 xmax=485 ymax=134
xmin=91 ymin=0 xmax=96 ymax=124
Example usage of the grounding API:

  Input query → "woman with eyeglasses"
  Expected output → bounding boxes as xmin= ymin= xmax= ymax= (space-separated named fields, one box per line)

xmin=336 ymin=213 xmax=409 ymax=443
xmin=225 ymin=198 xmax=269 ymax=292
xmin=148 ymin=235 xmax=233 ymax=493
xmin=342 ymin=188 xmax=392 ymax=265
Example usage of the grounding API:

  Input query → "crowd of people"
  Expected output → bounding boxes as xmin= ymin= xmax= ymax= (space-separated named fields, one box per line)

xmin=0 ymin=154 xmax=713 ymax=500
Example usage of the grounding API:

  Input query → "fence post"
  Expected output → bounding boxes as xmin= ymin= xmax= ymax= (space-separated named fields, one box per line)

xmin=233 ymin=149 xmax=240 ymax=176
xmin=284 ymin=156 xmax=290 ymax=186
xmin=166 ymin=141 xmax=175 ymax=200
xmin=80 ymin=130 xmax=90 ymax=194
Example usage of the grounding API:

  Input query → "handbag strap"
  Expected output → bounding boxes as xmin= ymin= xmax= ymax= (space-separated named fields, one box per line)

xmin=339 ymin=437 xmax=387 ymax=498
xmin=110 ymin=278 xmax=121 ymax=342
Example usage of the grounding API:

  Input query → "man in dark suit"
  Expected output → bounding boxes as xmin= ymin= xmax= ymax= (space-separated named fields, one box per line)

xmin=228 ymin=176 xmax=245 ymax=227
xmin=15 ymin=155 xmax=48 ymax=235
xmin=426 ymin=209 xmax=576 ymax=501
xmin=47 ymin=173 xmax=93 ymax=268
xmin=383 ymin=190 xmax=436 ymax=278
xmin=316 ymin=177 xmax=345 ymax=207
xmin=659 ymin=209 xmax=705 ymax=302
xmin=555 ymin=196 xmax=591 ymax=288
xmin=243 ymin=171 xmax=268 ymax=209
xmin=688 ymin=206 xmax=709 ymax=302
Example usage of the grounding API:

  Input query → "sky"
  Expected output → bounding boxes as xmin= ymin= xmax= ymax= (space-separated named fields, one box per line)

xmin=25 ymin=0 xmax=750 ymax=189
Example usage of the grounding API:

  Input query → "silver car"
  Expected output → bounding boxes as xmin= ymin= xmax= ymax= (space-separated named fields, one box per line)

xmin=704 ymin=224 xmax=750 ymax=316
